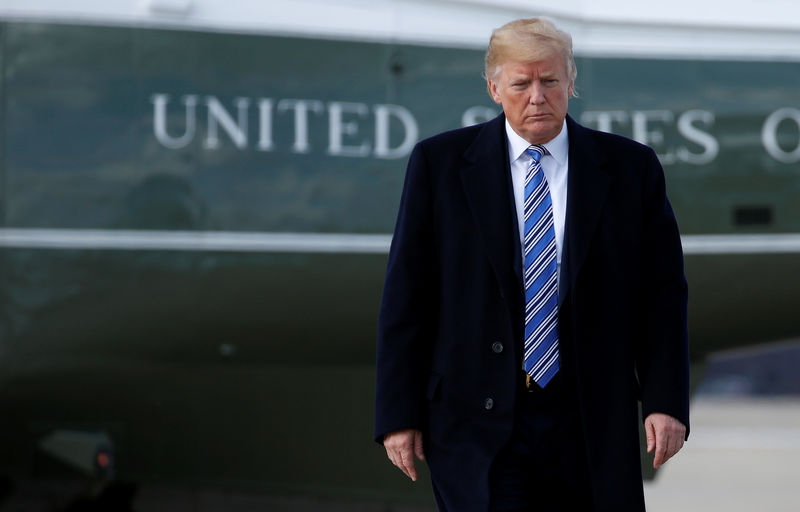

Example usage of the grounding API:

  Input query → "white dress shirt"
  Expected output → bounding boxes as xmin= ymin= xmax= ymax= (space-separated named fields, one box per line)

xmin=505 ymin=119 xmax=569 ymax=284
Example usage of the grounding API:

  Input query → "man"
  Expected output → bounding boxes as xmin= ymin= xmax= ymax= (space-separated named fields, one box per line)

xmin=374 ymin=17 xmax=689 ymax=511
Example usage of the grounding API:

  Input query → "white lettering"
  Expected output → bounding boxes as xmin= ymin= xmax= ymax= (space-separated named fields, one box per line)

xmin=676 ymin=110 xmax=718 ymax=165
xmin=374 ymin=104 xmax=419 ymax=159
xmin=151 ymin=93 xmax=197 ymax=149
xmin=461 ymin=106 xmax=497 ymax=127
xmin=762 ymin=107 xmax=800 ymax=164
xmin=328 ymin=102 xmax=371 ymax=157
xmin=149 ymin=94 xmax=743 ymax=169
xmin=632 ymin=110 xmax=673 ymax=146
xmin=257 ymin=99 xmax=274 ymax=152
xmin=204 ymin=96 xmax=250 ymax=149
xmin=278 ymin=99 xmax=324 ymax=154
xmin=580 ymin=110 xmax=628 ymax=133
xmin=632 ymin=110 xmax=675 ymax=164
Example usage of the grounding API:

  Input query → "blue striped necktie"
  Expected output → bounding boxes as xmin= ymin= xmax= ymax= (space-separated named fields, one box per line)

xmin=522 ymin=145 xmax=560 ymax=387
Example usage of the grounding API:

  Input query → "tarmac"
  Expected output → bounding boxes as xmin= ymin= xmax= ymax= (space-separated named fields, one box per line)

xmin=129 ymin=396 xmax=800 ymax=512
xmin=644 ymin=396 xmax=800 ymax=512
xmin=1 ymin=397 xmax=798 ymax=511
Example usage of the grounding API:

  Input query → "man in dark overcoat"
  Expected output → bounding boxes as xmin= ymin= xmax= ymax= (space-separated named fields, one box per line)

xmin=374 ymin=17 xmax=689 ymax=511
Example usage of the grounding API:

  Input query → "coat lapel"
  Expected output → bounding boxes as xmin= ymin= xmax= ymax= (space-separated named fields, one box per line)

xmin=460 ymin=114 xmax=522 ymax=310
xmin=458 ymin=114 xmax=613 ymax=313
xmin=559 ymin=115 xmax=613 ymax=307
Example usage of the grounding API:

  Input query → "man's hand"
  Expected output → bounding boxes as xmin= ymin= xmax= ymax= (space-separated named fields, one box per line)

xmin=645 ymin=413 xmax=686 ymax=469
xmin=383 ymin=429 xmax=425 ymax=481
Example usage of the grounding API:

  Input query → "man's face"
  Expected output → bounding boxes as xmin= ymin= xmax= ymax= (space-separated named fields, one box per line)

xmin=488 ymin=51 xmax=574 ymax=145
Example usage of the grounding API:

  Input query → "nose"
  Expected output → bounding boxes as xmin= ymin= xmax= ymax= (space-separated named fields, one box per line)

xmin=529 ymin=82 xmax=545 ymax=104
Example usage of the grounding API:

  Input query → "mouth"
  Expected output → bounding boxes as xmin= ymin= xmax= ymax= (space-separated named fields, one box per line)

xmin=525 ymin=112 xmax=550 ymax=120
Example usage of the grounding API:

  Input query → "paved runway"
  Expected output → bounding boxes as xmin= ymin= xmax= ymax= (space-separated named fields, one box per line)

xmin=644 ymin=397 xmax=800 ymax=512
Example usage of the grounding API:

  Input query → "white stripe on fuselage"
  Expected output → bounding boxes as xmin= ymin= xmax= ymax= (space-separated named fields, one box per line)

xmin=0 ymin=228 xmax=391 ymax=254
xmin=1 ymin=229 xmax=800 ymax=255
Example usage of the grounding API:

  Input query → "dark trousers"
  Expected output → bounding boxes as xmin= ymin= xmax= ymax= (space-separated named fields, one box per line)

xmin=488 ymin=373 xmax=594 ymax=511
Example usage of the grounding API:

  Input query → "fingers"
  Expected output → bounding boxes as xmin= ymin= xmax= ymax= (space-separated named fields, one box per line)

xmin=646 ymin=413 xmax=687 ymax=469
xmin=653 ymin=426 xmax=667 ymax=469
xmin=656 ymin=437 xmax=681 ymax=469
xmin=384 ymin=429 xmax=424 ymax=481
xmin=662 ymin=419 xmax=686 ymax=466
xmin=663 ymin=427 xmax=685 ymax=465
xmin=384 ymin=434 xmax=413 ymax=480
xmin=386 ymin=445 xmax=401 ymax=475
xmin=399 ymin=446 xmax=418 ymax=481
xmin=645 ymin=417 xmax=656 ymax=454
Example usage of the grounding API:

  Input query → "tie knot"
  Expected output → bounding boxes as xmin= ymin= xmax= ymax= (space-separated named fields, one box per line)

xmin=525 ymin=145 xmax=547 ymax=163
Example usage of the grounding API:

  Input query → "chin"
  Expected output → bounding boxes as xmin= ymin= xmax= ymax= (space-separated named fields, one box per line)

xmin=523 ymin=126 xmax=557 ymax=143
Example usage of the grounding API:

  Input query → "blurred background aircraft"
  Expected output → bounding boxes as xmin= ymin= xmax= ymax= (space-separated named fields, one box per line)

xmin=0 ymin=0 xmax=798 ymax=510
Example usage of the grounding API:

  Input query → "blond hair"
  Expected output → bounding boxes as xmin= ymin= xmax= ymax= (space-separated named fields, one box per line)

xmin=484 ymin=18 xmax=577 ymax=93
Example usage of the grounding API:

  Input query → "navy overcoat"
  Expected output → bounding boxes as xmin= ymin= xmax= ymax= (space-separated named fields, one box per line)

xmin=374 ymin=113 xmax=689 ymax=511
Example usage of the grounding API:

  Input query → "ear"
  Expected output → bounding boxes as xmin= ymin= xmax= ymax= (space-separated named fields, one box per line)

xmin=568 ymin=79 xmax=575 ymax=98
xmin=488 ymin=79 xmax=503 ymax=105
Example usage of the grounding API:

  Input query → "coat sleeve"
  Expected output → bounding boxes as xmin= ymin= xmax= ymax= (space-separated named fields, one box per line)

xmin=635 ymin=147 xmax=691 ymax=438
xmin=374 ymin=142 xmax=438 ymax=444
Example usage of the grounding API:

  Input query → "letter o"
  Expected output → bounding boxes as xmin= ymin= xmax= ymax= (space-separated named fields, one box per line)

xmin=762 ymin=107 xmax=800 ymax=164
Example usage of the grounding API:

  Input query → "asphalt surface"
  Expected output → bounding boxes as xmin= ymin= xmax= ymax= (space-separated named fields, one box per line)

xmin=2 ymin=397 xmax=798 ymax=511
xmin=645 ymin=397 xmax=800 ymax=512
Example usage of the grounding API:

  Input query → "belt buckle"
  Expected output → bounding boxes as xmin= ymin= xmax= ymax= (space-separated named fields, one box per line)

xmin=525 ymin=373 xmax=535 ymax=392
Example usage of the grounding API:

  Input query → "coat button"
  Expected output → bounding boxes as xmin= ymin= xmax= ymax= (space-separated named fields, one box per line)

xmin=491 ymin=342 xmax=504 ymax=354
xmin=484 ymin=398 xmax=495 ymax=410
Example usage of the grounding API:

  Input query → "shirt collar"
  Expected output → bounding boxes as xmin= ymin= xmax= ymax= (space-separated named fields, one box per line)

xmin=505 ymin=118 xmax=569 ymax=166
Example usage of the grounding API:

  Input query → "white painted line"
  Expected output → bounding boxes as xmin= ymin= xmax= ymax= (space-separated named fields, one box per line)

xmin=1 ymin=229 xmax=799 ymax=255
